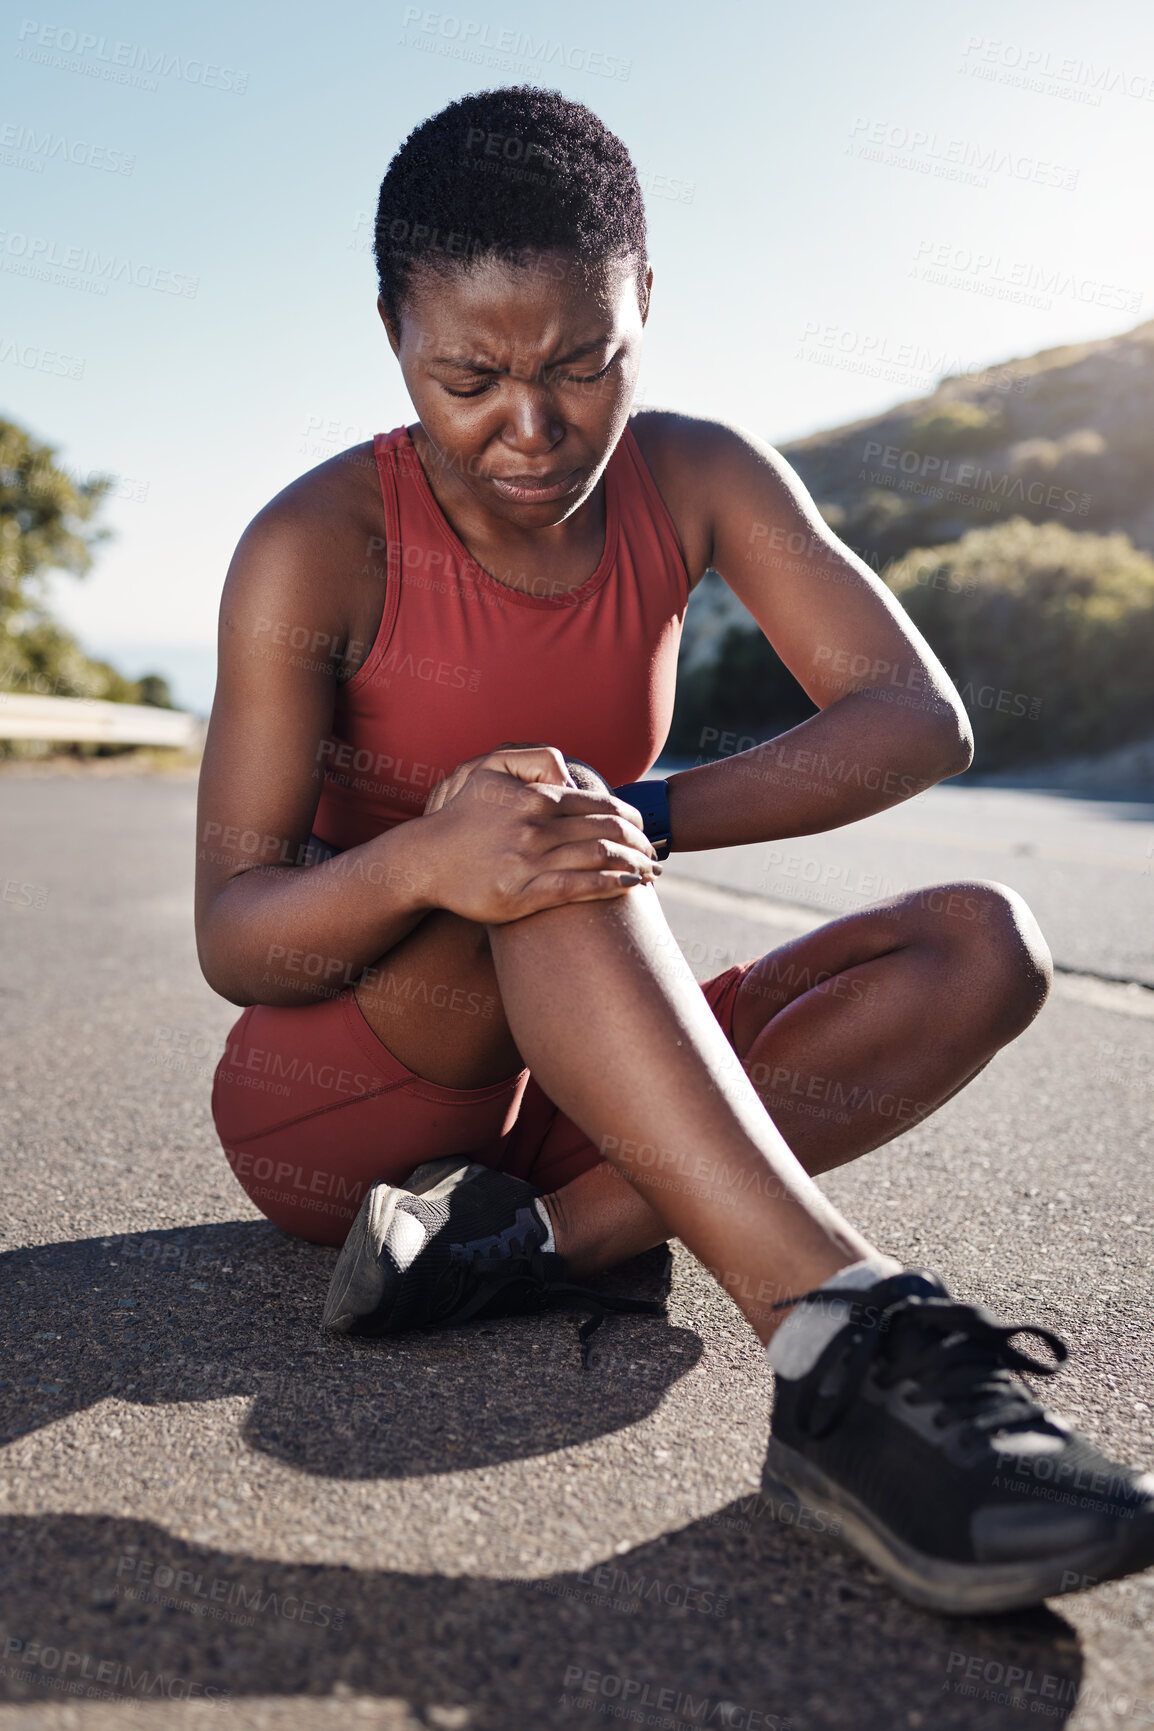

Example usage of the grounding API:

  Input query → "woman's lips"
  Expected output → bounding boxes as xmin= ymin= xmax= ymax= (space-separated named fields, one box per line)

xmin=486 ymin=468 xmax=580 ymax=504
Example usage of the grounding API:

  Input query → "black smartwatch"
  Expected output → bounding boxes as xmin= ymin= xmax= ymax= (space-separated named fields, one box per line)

xmin=612 ymin=778 xmax=672 ymax=861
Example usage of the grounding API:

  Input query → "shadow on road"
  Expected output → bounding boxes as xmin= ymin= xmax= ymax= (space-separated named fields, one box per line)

xmin=0 ymin=1224 xmax=700 ymax=1478
xmin=0 ymin=1510 xmax=1083 ymax=1729
xmin=0 ymin=1228 xmax=1090 ymax=1726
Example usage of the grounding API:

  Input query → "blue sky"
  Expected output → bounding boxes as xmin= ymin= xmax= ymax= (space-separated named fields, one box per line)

xmin=4 ymin=0 xmax=1153 ymax=711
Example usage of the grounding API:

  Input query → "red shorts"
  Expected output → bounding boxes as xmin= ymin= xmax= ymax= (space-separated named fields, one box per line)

xmin=212 ymin=962 xmax=755 ymax=1245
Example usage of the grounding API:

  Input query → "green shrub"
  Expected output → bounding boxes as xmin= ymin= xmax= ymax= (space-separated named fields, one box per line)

xmin=909 ymin=399 xmax=1004 ymax=452
xmin=886 ymin=517 xmax=1154 ymax=765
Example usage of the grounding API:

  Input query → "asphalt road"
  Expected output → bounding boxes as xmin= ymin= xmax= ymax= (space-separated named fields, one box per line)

xmin=1 ymin=768 xmax=1152 ymax=1731
xmin=658 ymin=777 xmax=1154 ymax=988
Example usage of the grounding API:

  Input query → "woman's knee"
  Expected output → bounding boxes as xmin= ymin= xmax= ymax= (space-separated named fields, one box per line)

xmin=915 ymin=878 xmax=1052 ymax=1032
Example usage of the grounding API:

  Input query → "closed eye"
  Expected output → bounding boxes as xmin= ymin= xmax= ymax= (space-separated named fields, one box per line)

xmin=442 ymin=356 xmax=618 ymax=399
xmin=555 ymin=357 xmax=617 ymax=386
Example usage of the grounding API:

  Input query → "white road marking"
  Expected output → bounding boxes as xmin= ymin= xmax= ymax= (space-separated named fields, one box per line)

xmin=656 ymin=874 xmax=1154 ymax=1021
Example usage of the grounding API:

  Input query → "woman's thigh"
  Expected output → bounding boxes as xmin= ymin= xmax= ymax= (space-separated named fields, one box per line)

xmin=726 ymin=880 xmax=1047 ymax=1058
xmin=211 ymin=988 xmax=530 ymax=1245
xmin=353 ymin=907 xmax=527 ymax=1089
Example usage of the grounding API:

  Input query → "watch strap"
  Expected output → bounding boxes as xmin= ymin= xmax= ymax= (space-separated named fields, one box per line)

xmin=612 ymin=778 xmax=672 ymax=860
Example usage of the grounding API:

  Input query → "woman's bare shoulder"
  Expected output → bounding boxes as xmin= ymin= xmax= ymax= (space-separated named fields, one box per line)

xmin=223 ymin=442 xmax=388 ymax=671
xmin=627 ymin=409 xmax=736 ymax=585
xmin=629 ymin=407 xmax=770 ymax=472
xmin=240 ymin=440 xmax=382 ymax=549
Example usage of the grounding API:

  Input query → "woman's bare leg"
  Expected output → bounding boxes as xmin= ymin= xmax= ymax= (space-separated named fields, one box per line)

xmin=539 ymin=1161 xmax=662 ymax=1276
xmin=357 ymin=885 xmax=872 ymax=1337
xmin=486 ymin=884 xmax=876 ymax=1341
xmin=543 ymin=877 xmax=1052 ymax=1276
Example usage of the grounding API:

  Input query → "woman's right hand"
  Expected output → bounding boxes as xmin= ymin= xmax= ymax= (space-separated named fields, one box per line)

xmin=418 ymin=745 xmax=662 ymax=925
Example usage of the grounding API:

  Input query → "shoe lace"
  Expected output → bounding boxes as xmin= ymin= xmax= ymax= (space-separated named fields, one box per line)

xmin=434 ymin=1239 xmax=668 ymax=1368
xmin=779 ymin=1286 xmax=1068 ymax=1443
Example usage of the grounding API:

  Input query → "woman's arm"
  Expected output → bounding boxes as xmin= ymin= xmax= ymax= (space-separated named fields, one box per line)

xmin=658 ymin=419 xmax=973 ymax=852
xmin=195 ymin=493 xmax=437 ymax=1007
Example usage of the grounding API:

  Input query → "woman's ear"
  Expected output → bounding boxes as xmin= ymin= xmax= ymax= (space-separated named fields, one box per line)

xmin=378 ymin=295 xmax=401 ymax=357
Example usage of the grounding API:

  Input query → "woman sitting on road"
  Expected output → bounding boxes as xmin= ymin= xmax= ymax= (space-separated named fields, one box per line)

xmin=195 ymin=85 xmax=1154 ymax=1615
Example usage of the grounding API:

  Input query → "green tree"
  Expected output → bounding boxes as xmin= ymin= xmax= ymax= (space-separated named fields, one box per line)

xmin=0 ymin=414 xmax=173 ymax=723
xmin=136 ymin=672 xmax=175 ymax=709
xmin=0 ymin=415 xmax=111 ymax=631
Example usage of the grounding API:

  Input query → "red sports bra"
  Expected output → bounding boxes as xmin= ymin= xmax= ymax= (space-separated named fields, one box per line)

xmin=311 ymin=422 xmax=690 ymax=850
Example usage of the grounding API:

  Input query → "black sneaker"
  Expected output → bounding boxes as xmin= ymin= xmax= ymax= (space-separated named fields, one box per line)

xmin=321 ymin=1156 xmax=664 ymax=1355
xmin=764 ymin=1270 xmax=1154 ymax=1614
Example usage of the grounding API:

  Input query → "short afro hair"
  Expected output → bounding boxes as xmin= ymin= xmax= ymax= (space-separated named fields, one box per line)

xmin=374 ymin=87 xmax=648 ymax=326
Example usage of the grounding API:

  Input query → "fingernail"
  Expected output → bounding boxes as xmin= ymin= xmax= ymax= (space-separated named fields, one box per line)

xmin=618 ymin=873 xmax=642 ymax=886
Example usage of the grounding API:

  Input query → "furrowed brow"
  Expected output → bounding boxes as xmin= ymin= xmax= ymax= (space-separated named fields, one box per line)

xmin=430 ymin=356 xmax=499 ymax=371
xmin=429 ymin=338 xmax=610 ymax=372
xmin=548 ymin=338 xmax=610 ymax=366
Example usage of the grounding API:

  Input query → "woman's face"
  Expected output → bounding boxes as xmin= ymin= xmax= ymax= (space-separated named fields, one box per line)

xmin=382 ymin=250 xmax=650 ymax=526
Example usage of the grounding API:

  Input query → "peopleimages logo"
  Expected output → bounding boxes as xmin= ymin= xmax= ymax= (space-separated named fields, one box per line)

xmin=0 ymin=122 xmax=135 ymax=174
xmin=0 ymin=335 xmax=85 ymax=378
xmin=15 ymin=19 xmax=249 ymax=92
xmin=1 ymin=1632 xmax=230 ymax=1706
xmin=560 ymin=1666 xmax=792 ymax=1728
xmin=846 ymin=117 xmax=1078 ymax=190
xmin=960 ymin=35 xmax=1154 ymax=105
xmin=115 ymin=1555 xmax=346 ymax=1631
xmin=398 ymin=6 xmax=631 ymax=80
xmin=942 ymin=1650 xmax=1154 ymax=1721
xmin=0 ymin=231 xmax=198 ymax=297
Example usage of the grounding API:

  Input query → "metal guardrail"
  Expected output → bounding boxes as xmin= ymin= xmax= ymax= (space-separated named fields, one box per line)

xmin=0 ymin=692 xmax=202 ymax=747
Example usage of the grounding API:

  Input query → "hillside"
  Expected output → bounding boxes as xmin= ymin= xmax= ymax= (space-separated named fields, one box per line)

xmin=782 ymin=316 xmax=1154 ymax=568
xmin=681 ymin=320 xmax=1154 ymax=675
xmin=671 ymin=318 xmax=1154 ymax=766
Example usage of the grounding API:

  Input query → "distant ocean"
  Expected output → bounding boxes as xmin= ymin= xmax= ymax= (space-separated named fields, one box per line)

xmin=82 ymin=641 xmax=218 ymax=718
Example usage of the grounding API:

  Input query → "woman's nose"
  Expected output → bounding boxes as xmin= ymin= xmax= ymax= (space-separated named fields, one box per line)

xmin=500 ymin=387 xmax=565 ymax=454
